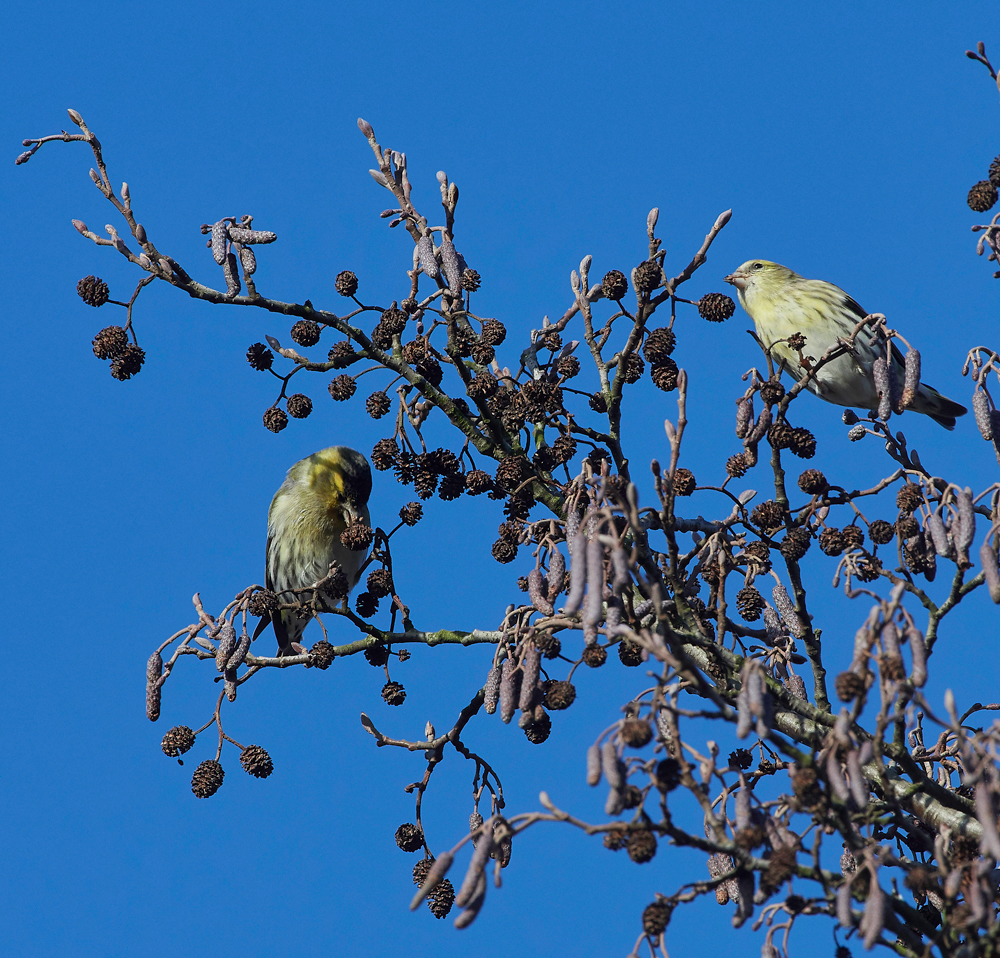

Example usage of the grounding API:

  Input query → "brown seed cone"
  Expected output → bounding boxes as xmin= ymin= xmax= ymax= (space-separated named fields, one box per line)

xmin=620 ymin=719 xmax=653 ymax=748
xmin=355 ymin=592 xmax=379 ymax=617
xmin=467 ymin=372 xmax=498 ymax=400
xmin=465 ymin=469 xmax=493 ymax=495
xmin=413 ymin=857 xmax=435 ymax=886
xmin=246 ymin=341 xmax=274 ymax=370
xmin=582 ymin=645 xmax=608 ymax=668
xmin=626 ymin=830 xmax=657 ymax=863
xmin=78 ymin=274 xmax=110 ymax=307
xmin=543 ymin=680 xmax=576 ymax=710
xmin=601 ymin=269 xmax=628 ymax=300
xmin=990 ymin=155 xmax=1000 ymax=188
xmin=642 ymin=900 xmax=673 ymax=936
xmin=414 ymin=357 xmax=443 ymax=387
xmin=523 ymin=711 xmax=551 ymax=743
xmin=460 ymin=268 xmax=481 ymax=291
xmin=603 ymin=828 xmax=629 ymax=851
xmin=698 ymin=292 xmax=736 ymax=322
xmin=618 ymin=353 xmax=645 ymax=384
xmin=729 ymin=748 xmax=753 ymax=770
xmin=240 ymin=744 xmax=273 ymax=778
xmin=550 ymin=435 xmax=577 ymax=465
xmin=470 ymin=342 xmax=495 ymax=366
xmin=868 ymin=519 xmax=894 ymax=544
xmin=633 ymin=260 xmax=661 ymax=293
xmin=334 ymin=270 xmax=358 ymax=296
xmin=536 ymin=632 xmax=562 ymax=659
xmin=380 ymin=306 xmax=407 ymax=335
xmin=308 ymin=640 xmax=335 ymax=670
xmin=327 ymin=341 xmax=356 ymax=368
xmin=395 ymin=822 xmax=424 ymax=852
xmin=341 ymin=518 xmax=374 ymax=551
xmin=855 ymin=551 xmax=882 ymax=583
xmin=780 ymin=527 xmax=811 ymax=561
xmin=618 ymin=639 xmax=644 ymax=667
xmin=589 ymin=391 xmax=608 ymax=412
xmin=399 ymin=502 xmax=423 ymax=526
xmin=191 ymin=759 xmax=225 ymax=798
xmin=896 ymin=483 xmax=923 ymax=513
xmin=736 ymin=585 xmax=765 ymax=621
xmin=655 ymin=758 xmax=681 ymax=791
xmin=495 ymin=455 xmax=531 ymax=491
xmin=438 ymin=473 xmax=465 ymax=501
xmin=248 ymin=590 xmax=279 ymax=619
xmin=643 ymin=327 xmax=676 ymax=364
xmin=371 ymin=437 xmax=399 ymax=471
xmin=759 ymin=379 xmax=785 ymax=403
xmin=556 ymin=355 xmax=580 ymax=378
xmin=750 ymin=500 xmax=784 ymax=532
xmin=768 ymin=419 xmax=794 ymax=450
xmin=328 ymin=374 xmax=357 ymax=401
xmin=650 ymin=359 xmax=679 ymax=392
xmin=381 ymin=681 xmax=406 ymax=706
xmin=427 ymin=878 xmax=455 ymax=919
xmin=290 ymin=319 xmax=321 ymax=346
xmin=835 ymin=670 xmax=866 ymax=701
xmin=896 ymin=514 xmax=919 ymax=539
xmin=743 ymin=539 xmax=772 ymax=572
xmin=726 ymin=452 xmax=751 ymax=478
xmin=110 ymin=344 xmax=145 ymax=380
xmin=92 ymin=325 xmax=129 ymax=360
xmin=819 ymin=528 xmax=845 ymax=556
xmin=480 ymin=318 xmax=507 ymax=345
xmin=366 ymin=567 xmax=393 ymax=598
xmin=161 ymin=725 xmax=196 ymax=757
xmin=841 ymin=525 xmax=864 ymax=550
xmin=672 ymin=468 xmax=696 ymax=496
xmin=797 ymin=468 xmax=828 ymax=494
xmin=491 ymin=539 xmax=517 ymax=564
xmin=366 ymin=391 xmax=391 ymax=419
xmin=789 ymin=427 xmax=817 ymax=459
xmin=969 ymin=179 xmax=998 ymax=212
xmin=263 ymin=406 xmax=288 ymax=433
xmin=286 ymin=393 xmax=312 ymax=418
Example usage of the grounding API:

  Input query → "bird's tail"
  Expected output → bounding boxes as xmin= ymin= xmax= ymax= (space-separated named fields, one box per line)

xmin=911 ymin=384 xmax=967 ymax=431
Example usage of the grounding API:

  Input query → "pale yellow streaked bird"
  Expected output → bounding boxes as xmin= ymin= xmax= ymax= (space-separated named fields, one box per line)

xmin=723 ymin=260 xmax=966 ymax=429
xmin=252 ymin=446 xmax=372 ymax=655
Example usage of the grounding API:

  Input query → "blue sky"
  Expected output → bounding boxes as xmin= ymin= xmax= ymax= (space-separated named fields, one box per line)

xmin=4 ymin=3 xmax=1000 ymax=956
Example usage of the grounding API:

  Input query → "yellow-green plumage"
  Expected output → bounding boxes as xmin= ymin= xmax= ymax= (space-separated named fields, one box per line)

xmin=253 ymin=446 xmax=372 ymax=654
xmin=723 ymin=260 xmax=966 ymax=429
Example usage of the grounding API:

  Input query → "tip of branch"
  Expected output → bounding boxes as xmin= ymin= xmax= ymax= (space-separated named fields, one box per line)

xmin=715 ymin=209 xmax=733 ymax=229
xmin=357 ymin=117 xmax=374 ymax=138
xmin=67 ymin=108 xmax=84 ymax=127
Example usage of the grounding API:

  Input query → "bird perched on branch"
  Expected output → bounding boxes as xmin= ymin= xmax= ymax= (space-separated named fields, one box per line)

xmin=723 ymin=260 xmax=966 ymax=429
xmin=252 ymin=446 xmax=373 ymax=655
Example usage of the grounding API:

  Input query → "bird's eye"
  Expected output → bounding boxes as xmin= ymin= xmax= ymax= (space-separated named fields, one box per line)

xmin=752 ymin=262 xmax=764 ymax=271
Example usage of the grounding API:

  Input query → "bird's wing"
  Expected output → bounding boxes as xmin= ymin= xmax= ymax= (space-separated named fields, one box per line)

xmin=843 ymin=295 xmax=869 ymax=322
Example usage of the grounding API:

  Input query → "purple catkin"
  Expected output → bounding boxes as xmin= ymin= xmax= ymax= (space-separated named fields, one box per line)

xmin=583 ymin=538 xmax=604 ymax=630
xmin=215 ymin=622 xmax=237 ymax=672
xmin=210 ymin=222 xmax=228 ymax=264
xmin=586 ymin=744 xmax=601 ymax=785
xmin=981 ymin=539 xmax=1000 ymax=603
xmin=417 ymin=234 xmax=439 ymax=278
xmin=527 ymin=570 xmax=554 ymax=615
xmin=973 ymin=389 xmax=993 ymax=440
xmin=546 ymin=549 xmax=565 ymax=602
xmin=901 ymin=348 xmax=921 ymax=408
xmin=564 ymin=534 xmax=587 ymax=613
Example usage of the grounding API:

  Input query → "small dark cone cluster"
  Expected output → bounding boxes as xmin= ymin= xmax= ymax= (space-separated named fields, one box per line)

xmin=896 ymin=483 xmax=923 ymax=512
xmin=622 ymin=784 xmax=644 ymax=809
xmin=367 ymin=568 xmax=393 ymax=598
xmin=759 ymin=379 xmax=785 ymax=403
xmin=263 ymin=406 xmax=288 ymax=433
xmin=582 ymin=645 xmax=607 ymax=668
xmin=290 ymin=319 xmax=321 ymax=347
xmin=413 ymin=857 xmax=434 ymax=886
xmin=620 ymin=719 xmax=653 ymax=748
xmin=92 ymin=326 xmax=128 ymax=360
xmin=969 ymin=180 xmax=998 ymax=213
xmin=797 ymin=469 xmax=828 ymax=495
xmin=328 ymin=341 xmax=356 ymax=368
xmin=246 ymin=342 xmax=274 ymax=370
xmin=736 ymin=585 xmax=764 ymax=621
xmin=395 ymin=822 xmax=424 ymax=852
xmin=633 ymin=260 xmax=661 ymax=293
xmin=371 ymin=438 xmax=399 ymax=471
xmin=618 ymin=640 xmax=644 ymax=667
xmin=240 ymin=744 xmax=273 ymax=778
xmin=729 ymin=748 xmax=753 ymax=770
xmin=491 ymin=539 xmax=517 ymax=563
xmin=464 ymin=469 xmax=493 ymax=495
xmin=427 ymin=879 xmax=455 ymax=919
xmin=382 ymin=681 xmax=406 ymax=706
xmin=191 ymin=759 xmax=225 ymax=798
xmin=841 ymin=526 xmax=864 ymax=550
xmin=626 ymin=830 xmax=657 ymax=863
xmin=643 ymin=327 xmax=676 ymax=364
xmin=897 ymin=515 xmax=919 ymax=539
xmin=642 ymin=900 xmax=673 ymax=936
xmin=789 ymin=427 xmax=817 ymax=459
xmin=286 ymin=393 xmax=312 ymax=418
xmin=855 ymin=552 xmax=882 ymax=583
xmin=750 ymin=500 xmax=784 ymax=533
xmin=602 ymin=269 xmax=628 ymax=300
xmin=355 ymin=592 xmax=378 ymax=617
xmin=400 ymin=502 xmax=423 ymax=526
xmin=819 ymin=528 xmax=845 ymax=556
xmin=328 ymin=375 xmax=357 ymax=401
xmin=341 ymin=519 xmax=375 ymax=551
xmin=537 ymin=632 xmax=562 ymax=658
xmin=543 ymin=680 xmax=575 ymax=710
xmin=768 ymin=420 xmax=794 ymax=450
xmin=110 ymin=344 xmax=145 ymax=380
xmin=77 ymin=275 xmax=110 ymax=307
xmin=334 ymin=270 xmax=358 ymax=296
xmin=523 ymin=711 xmax=551 ymax=743
xmin=248 ymin=589 xmax=279 ymax=618
xmin=460 ymin=268 xmax=481 ymax=291
xmin=364 ymin=644 xmax=389 ymax=667
xmin=480 ymin=318 xmax=507 ymax=345
xmin=618 ymin=353 xmax=644 ymax=384
xmin=650 ymin=358 xmax=679 ymax=392
xmin=603 ymin=829 xmax=629 ymax=851
xmin=589 ymin=392 xmax=608 ymax=412
xmin=309 ymin=640 xmax=336 ymax=670
xmin=726 ymin=453 xmax=752 ymax=478
xmin=780 ymin=527 xmax=811 ymax=561
xmin=671 ymin=468 xmax=696 ymax=496
xmin=556 ymin=355 xmax=580 ymax=378
xmin=161 ymin=725 xmax=196 ymax=757
xmin=743 ymin=540 xmax=772 ymax=572
xmin=698 ymin=293 xmax=736 ymax=322
xmin=655 ymin=758 xmax=681 ymax=791
xmin=869 ymin=519 xmax=894 ymax=545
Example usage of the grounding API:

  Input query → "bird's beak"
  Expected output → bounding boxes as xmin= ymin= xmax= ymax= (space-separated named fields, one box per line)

xmin=723 ymin=270 xmax=747 ymax=290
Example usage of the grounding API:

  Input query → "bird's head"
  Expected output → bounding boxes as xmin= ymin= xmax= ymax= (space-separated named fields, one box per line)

xmin=723 ymin=260 xmax=798 ymax=300
xmin=306 ymin=446 xmax=373 ymax=520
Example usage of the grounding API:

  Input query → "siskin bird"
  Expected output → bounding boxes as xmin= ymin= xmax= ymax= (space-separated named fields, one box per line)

xmin=252 ymin=446 xmax=373 ymax=655
xmin=723 ymin=260 xmax=966 ymax=429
